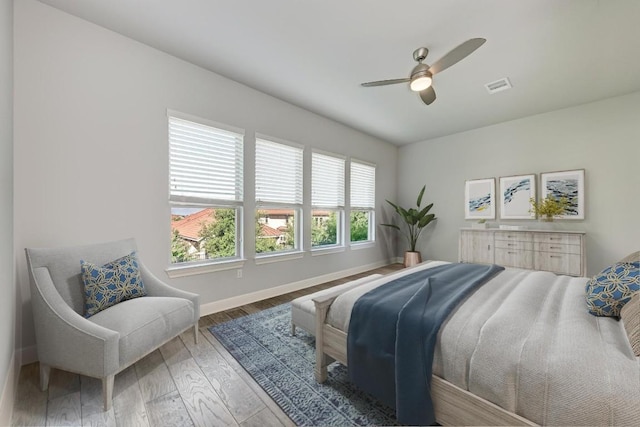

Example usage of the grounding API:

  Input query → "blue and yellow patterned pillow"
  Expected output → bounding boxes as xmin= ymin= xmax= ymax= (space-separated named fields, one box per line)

xmin=81 ymin=252 xmax=147 ymax=318
xmin=586 ymin=262 xmax=640 ymax=317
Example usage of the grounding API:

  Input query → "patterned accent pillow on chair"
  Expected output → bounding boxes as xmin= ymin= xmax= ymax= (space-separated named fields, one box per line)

xmin=585 ymin=262 xmax=640 ymax=317
xmin=81 ymin=252 xmax=147 ymax=318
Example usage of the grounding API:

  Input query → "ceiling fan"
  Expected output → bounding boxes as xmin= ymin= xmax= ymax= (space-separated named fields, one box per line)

xmin=361 ymin=38 xmax=486 ymax=105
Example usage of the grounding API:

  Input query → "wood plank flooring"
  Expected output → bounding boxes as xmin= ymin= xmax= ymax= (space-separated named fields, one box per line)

xmin=11 ymin=264 xmax=403 ymax=427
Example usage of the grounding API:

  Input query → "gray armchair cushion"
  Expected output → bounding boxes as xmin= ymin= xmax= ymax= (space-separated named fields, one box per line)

xmin=90 ymin=296 xmax=195 ymax=367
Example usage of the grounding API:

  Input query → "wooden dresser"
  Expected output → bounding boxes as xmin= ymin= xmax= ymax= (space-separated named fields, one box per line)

xmin=459 ymin=228 xmax=586 ymax=277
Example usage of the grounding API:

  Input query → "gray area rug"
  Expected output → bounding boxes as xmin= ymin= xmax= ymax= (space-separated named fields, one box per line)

xmin=209 ymin=303 xmax=399 ymax=426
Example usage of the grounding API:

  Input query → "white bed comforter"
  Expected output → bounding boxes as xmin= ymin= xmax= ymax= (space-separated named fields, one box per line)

xmin=326 ymin=261 xmax=640 ymax=426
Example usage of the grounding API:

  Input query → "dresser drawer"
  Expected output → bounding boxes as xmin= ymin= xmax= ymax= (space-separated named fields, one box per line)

xmin=534 ymin=242 xmax=582 ymax=255
xmin=495 ymin=240 xmax=533 ymax=251
xmin=495 ymin=248 xmax=534 ymax=269
xmin=533 ymin=233 xmax=582 ymax=245
xmin=495 ymin=231 xmax=533 ymax=243
xmin=534 ymin=252 xmax=582 ymax=276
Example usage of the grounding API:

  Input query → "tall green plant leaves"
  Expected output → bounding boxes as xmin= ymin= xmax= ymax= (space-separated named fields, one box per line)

xmin=381 ymin=185 xmax=436 ymax=252
xmin=416 ymin=185 xmax=426 ymax=207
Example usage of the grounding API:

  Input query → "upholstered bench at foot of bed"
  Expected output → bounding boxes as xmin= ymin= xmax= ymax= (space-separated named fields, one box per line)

xmin=291 ymin=274 xmax=383 ymax=336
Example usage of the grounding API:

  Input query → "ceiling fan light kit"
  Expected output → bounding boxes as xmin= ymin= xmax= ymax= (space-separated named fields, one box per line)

xmin=410 ymin=66 xmax=433 ymax=92
xmin=410 ymin=75 xmax=432 ymax=92
xmin=361 ymin=38 xmax=486 ymax=105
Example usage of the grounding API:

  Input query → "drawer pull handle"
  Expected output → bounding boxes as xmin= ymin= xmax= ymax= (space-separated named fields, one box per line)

xmin=508 ymin=251 xmax=516 ymax=255
xmin=508 ymin=243 xmax=515 ymax=246
xmin=550 ymin=246 xmax=561 ymax=249
xmin=550 ymin=255 xmax=562 ymax=258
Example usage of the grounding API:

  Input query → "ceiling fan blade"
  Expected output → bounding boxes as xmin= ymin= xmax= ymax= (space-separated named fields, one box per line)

xmin=361 ymin=78 xmax=410 ymax=87
xmin=428 ymin=38 xmax=486 ymax=75
xmin=420 ymin=86 xmax=437 ymax=105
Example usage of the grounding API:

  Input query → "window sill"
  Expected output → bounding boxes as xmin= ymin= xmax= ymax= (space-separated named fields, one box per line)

xmin=350 ymin=241 xmax=376 ymax=250
xmin=255 ymin=251 xmax=305 ymax=265
xmin=166 ymin=259 xmax=247 ymax=278
xmin=311 ymin=246 xmax=345 ymax=256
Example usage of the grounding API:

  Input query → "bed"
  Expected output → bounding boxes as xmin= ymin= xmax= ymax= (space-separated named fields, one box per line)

xmin=312 ymin=259 xmax=640 ymax=426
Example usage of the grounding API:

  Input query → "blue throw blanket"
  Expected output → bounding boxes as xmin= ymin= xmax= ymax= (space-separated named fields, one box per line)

xmin=347 ymin=262 xmax=504 ymax=425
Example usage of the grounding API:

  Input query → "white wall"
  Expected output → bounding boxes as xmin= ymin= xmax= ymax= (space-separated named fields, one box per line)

xmin=0 ymin=0 xmax=14 ymax=423
xmin=398 ymin=91 xmax=640 ymax=275
xmin=14 ymin=0 xmax=398 ymax=355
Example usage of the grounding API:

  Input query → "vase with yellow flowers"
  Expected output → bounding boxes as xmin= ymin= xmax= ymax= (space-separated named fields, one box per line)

xmin=529 ymin=196 xmax=570 ymax=222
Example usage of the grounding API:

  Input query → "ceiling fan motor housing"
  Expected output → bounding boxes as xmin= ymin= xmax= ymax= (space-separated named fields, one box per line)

xmin=413 ymin=47 xmax=429 ymax=62
xmin=411 ymin=63 xmax=432 ymax=79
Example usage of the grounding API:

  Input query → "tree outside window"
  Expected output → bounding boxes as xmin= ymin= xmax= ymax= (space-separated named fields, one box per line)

xmin=311 ymin=211 xmax=339 ymax=247
xmin=350 ymin=210 xmax=370 ymax=242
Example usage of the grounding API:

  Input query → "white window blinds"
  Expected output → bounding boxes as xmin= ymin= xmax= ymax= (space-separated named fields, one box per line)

xmin=350 ymin=161 xmax=376 ymax=209
xmin=312 ymin=152 xmax=345 ymax=207
xmin=169 ymin=115 xmax=244 ymax=204
xmin=255 ymin=138 xmax=303 ymax=205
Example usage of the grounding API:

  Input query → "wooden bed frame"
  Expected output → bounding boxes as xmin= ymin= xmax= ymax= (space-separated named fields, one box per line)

xmin=312 ymin=291 xmax=537 ymax=426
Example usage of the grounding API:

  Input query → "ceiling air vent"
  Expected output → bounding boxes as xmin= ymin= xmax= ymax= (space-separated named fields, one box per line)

xmin=485 ymin=77 xmax=512 ymax=94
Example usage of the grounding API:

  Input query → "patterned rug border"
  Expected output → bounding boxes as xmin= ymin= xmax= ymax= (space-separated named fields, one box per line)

xmin=209 ymin=303 xmax=398 ymax=427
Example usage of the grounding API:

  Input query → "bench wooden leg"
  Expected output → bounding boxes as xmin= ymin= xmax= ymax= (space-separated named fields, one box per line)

xmin=315 ymin=355 xmax=329 ymax=383
xmin=314 ymin=298 xmax=334 ymax=383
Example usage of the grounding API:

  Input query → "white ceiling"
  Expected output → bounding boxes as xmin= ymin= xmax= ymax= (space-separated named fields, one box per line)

xmin=36 ymin=0 xmax=640 ymax=145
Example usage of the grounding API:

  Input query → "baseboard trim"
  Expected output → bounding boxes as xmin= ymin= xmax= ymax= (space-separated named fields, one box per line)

xmin=200 ymin=259 xmax=394 ymax=316
xmin=0 ymin=352 xmax=16 ymax=426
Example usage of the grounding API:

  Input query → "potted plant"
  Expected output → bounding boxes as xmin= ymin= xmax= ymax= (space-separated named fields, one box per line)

xmin=529 ymin=196 xmax=569 ymax=222
xmin=382 ymin=185 xmax=436 ymax=267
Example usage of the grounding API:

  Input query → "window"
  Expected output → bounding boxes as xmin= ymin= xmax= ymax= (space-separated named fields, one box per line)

xmin=168 ymin=112 xmax=244 ymax=264
xmin=255 ymin=136 xmax=303 ymax=255
xmin=311 ymin=151 xmax=345 ymax=248
xmin=350 ymin=160 xmax=376 ymax=243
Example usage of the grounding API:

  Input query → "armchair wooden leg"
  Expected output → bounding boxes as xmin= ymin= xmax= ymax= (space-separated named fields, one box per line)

xmin=39 ymin=363 xmax=51 ymax=391
xmin=102 ymin=375 xmax=114 ymax=411
xmin=291 ymin=322 xmax=296 ymax=336
xmin=193 ymin=324 xmax=199 ymax=345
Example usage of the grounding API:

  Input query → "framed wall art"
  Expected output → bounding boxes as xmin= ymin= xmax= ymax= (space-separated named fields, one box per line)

xmin=499 ymin=174 xmax=536 ymax=219
xmin=465 ymin=178 xmax=495 ymax=220
xmin=540 ymin=169 xmax=585 ymax=219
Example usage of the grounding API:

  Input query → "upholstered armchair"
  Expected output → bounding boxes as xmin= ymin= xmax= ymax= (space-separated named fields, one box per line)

xmin=25 ymin=238 xmax=199 ymax=411
xmin=621 ymin=251 xmax=640 ymax=263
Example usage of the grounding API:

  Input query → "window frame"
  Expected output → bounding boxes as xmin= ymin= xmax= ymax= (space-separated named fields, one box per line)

xmin=255 ymin=135 xmax=304 ymax=260
xmin=349 ymin=159 xmax=376 ymax=245
xmin=311 ymin=150 xmax=346 ymax=252
xmin=166 ymin=110 xmax=245 ymax=274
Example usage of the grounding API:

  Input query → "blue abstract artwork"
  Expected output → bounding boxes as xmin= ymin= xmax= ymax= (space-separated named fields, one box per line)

xmin=500 ymin=174 xmax=535 ymax=219
xmin=541 ymin=170 xmax=585 ymax=219
xmin=465 ymin=178 xmax=495 ymax=219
